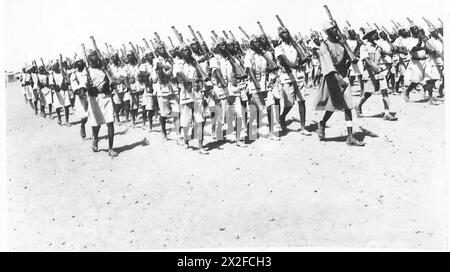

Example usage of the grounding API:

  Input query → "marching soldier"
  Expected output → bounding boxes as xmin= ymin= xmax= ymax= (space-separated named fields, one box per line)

xmin=346 ymin=29 xmax=365 ymax=96
xmin=85 ymin=50 xmax=118 ymax=157
xmin=275 ymin=26 xmax=311 ymax=135
xmin=355 ymin=28 xmax=398 ymax=121
xmin=139 ymin=52 xmax=158 ymax=131
xmin=154 ymin=42 xmax=181 ymax=141
xmin=109 ymin=54 xmax=125 ymax=123
xmin=402 ymin=25 xmax=435 ymax=103
xmin=424 ymin=27 xmax=444 ymax=101
xmin=314 ymin=21 xmax=365 ymax=146
xmin=174 ymin=43 xmax=209 ymax=154
xmin=50 ymin=62 xmax=72 ymax=126
xmin=210 ymin=37 xmax=247 ymax=147
xmin=70 ymin=58 xmax=89 ymax=139
xmin=37 ymin=64 xmax=53 ymax=118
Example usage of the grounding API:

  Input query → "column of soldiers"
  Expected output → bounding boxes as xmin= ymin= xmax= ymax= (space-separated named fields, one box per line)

xmin=17 ymin=14 xmax=444 ymax=157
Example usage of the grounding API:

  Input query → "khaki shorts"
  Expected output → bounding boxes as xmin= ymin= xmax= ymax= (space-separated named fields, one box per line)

xmin=281 ymin=81 xmax=304 ymax=107
xmin=364 ymin=77 xmax=388 ymax=93
xmin=158 ymin=94 xmax=180 ymax=117
xmin=180 ymin=101 xmax=204 ymax=128
xmin=227 ymin=96 xmax=244 ymax=120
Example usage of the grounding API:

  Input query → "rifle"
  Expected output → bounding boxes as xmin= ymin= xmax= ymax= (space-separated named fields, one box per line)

xmin=58 ymin=54 xmax=69 ymax=90
xmin=275 ymin=15 xmax=307 ymax=60
xmin=239 ymin=24 xmax=276 ymax=68
xmin=323 ymin=5 xmax=358 ymax=62
xmin=81 ymin=43 xmax=93 ymax=83
xmin=105 ymin=42 xmax=112 ymax=58
xmin=406 ymin=17 xmax=415 ymax=26
xmin=196 ymin=30 xmax=213 ymax=56
xmin=172 ymin=26 xmax=208 ymax=80
xmin=128 ymin=42 xmax=141 ymax=62
xmin=143 ymin=38 xmax=154 ymax=53
xmin=391 ymin=20 xmax=400 ymax=32
xmin=211 ymin=30 xmax=246 ymax=77
xmin=257 ymin=21 xmax=275 ymax=51
xmin=188 ymin=25 xmax=205 ymax=55
xmin=154 ymin=32 xmax=174 ymax=65
xmin=228 ymin=31 xmax=237 ymax=42
xmin=168 ymin=36 xmax=176 ymax=50
xmin=423 ymin=17 xmax=443 ymax=42
xmin=39 ymin=58 xmax=47 ymax=72
xmin=410 ymin=18 xmax=443 ymax=60
xmin=374 ymin=23 xmax=395 ymax=51
xmin=32 ymin=60 xmax=41 ymax=90
xmin=90 ymin=36 xmax=116 ymax=81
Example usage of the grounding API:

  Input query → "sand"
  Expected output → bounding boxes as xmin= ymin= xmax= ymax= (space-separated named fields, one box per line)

xmin=6 ymin=82 xmax=447 ymax=251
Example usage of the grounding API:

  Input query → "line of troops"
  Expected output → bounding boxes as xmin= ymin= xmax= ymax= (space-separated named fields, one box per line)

xmin=17 ymin=17 xmax=444 ymax=157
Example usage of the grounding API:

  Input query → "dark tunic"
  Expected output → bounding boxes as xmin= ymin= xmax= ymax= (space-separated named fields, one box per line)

xmin=314 ymin=39 xmax=353 ymax=111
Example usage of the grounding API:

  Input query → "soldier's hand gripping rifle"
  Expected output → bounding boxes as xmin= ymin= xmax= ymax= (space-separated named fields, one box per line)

xmin=172 ymin=26 xmax=209 ymax=81
xmin=275 ymin=15 xmax=308 ymax=61
xmin=323 ymin=7 xmax=358 ymax=63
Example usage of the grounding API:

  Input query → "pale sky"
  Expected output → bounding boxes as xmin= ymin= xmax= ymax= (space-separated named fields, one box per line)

xmin=3 ymin=0 xmax=448 ymax=71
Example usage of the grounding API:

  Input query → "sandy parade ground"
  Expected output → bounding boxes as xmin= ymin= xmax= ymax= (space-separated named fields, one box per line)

xmin=5 ymin=81 xmax=447 ymax=251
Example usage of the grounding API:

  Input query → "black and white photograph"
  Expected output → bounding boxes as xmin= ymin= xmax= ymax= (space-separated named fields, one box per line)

xmin=0 ymin=0 xmax=448 ymax=252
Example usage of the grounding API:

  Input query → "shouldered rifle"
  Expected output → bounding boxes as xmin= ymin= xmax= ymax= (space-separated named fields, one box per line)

xmin=374 ymin=23 xmax=396 ymax=51
xmin=90 ymin=36 xmax=116 ymax=81
xmin=242 ymin=24 xmax=276 ymax=69
xmin=391 ymin=20 xmax=400 ymax=32
xmin=172 ymin=26 xmax=208 ymax=80
xmin=406 ymin=17 xmax=415 ymax=27
xmin=346 ymin=20 xmax=351 ymax=28
xmin=323 ymin=5 xmax=358 ymax=62
xmin=149 ymin=39 xmax=157 ymax=52
xmin=143 ymin=38 xmax=154 ymax=53
xmin=188 ymin=25 xmax=205 ymax=55
xmin=228 ymin=31 xmax=237 ymax=42
xmin=40 ymin=58 xmax=46 ymax=72
xmin=211 ymin=30 xmax=246 ymax=77
xmin=129 ymin=42 xmax=141 ymax=63
xmin=32 ymin=60 xmax=41 ymax=89
xmin=423 ymin=17 xmax=443 ymax=42
xmin=275 ymin=15 xmax=308 ymax=60
xmin=222 ymin=30 xmax=229 ymax=40
xmin=59 ymin=54 xmax=69 ymax=90
xmin=105 ymin=43 xmax=112 ymax=58
xmin=154 ymin=32 xmax=174 ymax=65
xmin=81 ymin=43 xmax=93 ymax=87
xmin=195 ymin=30 xmax=213 ymax=56
xmin=257 ymin=21 xmax=275 ymax=51
xmin=168 ymin=36 xmax=176 ymax=50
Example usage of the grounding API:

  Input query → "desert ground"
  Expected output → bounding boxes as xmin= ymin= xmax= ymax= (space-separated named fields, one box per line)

xmin=5 ymin=81 xmax=447 ymax=251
